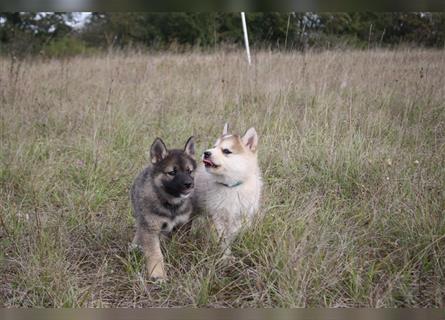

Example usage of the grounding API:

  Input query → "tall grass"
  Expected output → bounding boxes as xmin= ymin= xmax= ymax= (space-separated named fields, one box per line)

xmin=0 ymin=49 xmax=444 ymax=307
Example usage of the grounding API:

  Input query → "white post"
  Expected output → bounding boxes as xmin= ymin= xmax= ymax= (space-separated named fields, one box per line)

xmin=241 ymin=12 xmax=251 ymax=65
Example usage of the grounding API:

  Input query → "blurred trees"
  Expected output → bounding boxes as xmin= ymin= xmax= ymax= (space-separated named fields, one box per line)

xmin=0 ymin=12 xmax=74 ymax=55
xmin=81 ymin=13 xmax=217 ymax=48
xmin=1 ymin=12 xmax=444 ymax=56
xmin=318 ymin=12 xmax=445 ymax=47
xmin=79 ymin=12 xmax=445 ymax=50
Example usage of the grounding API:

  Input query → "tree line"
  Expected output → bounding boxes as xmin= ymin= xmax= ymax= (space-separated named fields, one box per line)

xmin=1 ymin=12 xmax=444 ymax=57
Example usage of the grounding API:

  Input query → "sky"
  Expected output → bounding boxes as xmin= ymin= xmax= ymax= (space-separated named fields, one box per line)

xmin=67 ymin=12 xmax=91 ymax=29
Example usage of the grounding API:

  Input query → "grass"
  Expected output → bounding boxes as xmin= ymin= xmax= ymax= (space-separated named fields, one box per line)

xmin=0 ymin=48 xmax=444 ymax=307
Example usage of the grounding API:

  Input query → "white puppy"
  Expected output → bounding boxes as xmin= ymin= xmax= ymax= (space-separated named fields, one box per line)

xmin=194 ymin=123 xmax=262 ymax=256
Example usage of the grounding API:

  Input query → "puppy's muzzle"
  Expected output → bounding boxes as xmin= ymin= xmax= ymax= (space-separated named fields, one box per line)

xmin=184 ymin=182 xmax=193 ymax=189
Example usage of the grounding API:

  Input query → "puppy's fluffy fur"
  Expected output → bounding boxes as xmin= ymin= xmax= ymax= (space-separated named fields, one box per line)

xmin=131 ymin=137 xmax=196 ymax=280
xmin=194 ymin=124 xmax=262 ymax=255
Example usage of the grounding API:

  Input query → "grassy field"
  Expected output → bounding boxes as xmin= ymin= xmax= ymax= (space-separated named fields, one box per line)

xmin=0 ymin=49 xmax=444 ymax=307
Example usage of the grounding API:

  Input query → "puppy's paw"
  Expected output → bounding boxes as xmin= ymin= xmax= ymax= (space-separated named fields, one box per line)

xmin=128 ymin=242 xmax=142 ymax=252
xmin=147 ymin=264 xmax=167 ymax=282
xmin=220 ymin=250 xmax=237 ymax=266
xmin=148 ymin=275 xmax=167 ymax=284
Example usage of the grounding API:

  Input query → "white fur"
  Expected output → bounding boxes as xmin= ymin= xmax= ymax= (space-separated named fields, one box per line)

xmin=194 ymin=127 xmax=262 ymax=256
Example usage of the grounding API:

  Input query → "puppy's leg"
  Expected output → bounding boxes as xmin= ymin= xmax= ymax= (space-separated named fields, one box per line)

xmin=213 ymin=213 xmax=240 ymax=259
xmin=134 ymin=228 xmax=166 ymax=280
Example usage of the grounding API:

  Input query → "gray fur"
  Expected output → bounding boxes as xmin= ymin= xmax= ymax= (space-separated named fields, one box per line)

xmin=131 ymin=165 xmax=194 ymax=230
xmin=130 ymin=137 xmax=196 ymax=280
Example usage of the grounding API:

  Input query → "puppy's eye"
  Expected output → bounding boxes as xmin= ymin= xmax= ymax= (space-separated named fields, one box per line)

xmin=167 ymin=169 xmax=176 ymax=176
xmin=222 ymin=148 xmax=232 ymax=155
xmin=187 ymin=168 xmax=193 ymax=174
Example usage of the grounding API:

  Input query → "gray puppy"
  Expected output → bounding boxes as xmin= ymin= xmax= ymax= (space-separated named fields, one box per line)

xmin=130 ymin=136 xmax=196 ymax=280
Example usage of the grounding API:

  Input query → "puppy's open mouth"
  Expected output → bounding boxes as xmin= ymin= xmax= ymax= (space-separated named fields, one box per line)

xmin=203 ymin=159 xmax=219 ymax=168
xmin=180 ymin=192 xmax=192 ymax=198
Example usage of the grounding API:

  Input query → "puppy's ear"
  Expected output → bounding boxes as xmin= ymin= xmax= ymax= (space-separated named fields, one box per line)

xmin=223 ymin=123 xmax=229 ymax=135
xmin=242 ymin=127 xmax=258 ymax=152
xmin=150 ymin=138 xmax=168 ymax=163
xmin=184 ymin=136 xmax=195 ymax=156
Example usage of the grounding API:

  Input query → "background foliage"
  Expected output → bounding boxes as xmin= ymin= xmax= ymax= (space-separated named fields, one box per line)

xmin=1 ymin=12 xmax=445 ymax=57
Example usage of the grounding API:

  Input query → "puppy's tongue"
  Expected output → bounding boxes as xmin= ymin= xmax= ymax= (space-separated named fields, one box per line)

xmin=203 ymin=159 xmax=215 ymax=167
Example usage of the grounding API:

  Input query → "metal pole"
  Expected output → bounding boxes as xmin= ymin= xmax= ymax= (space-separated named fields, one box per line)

xmin=241 ymin=12 xmax=251 ymax=65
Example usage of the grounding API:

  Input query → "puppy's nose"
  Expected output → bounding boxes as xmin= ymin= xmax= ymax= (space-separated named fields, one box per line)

xmin=203 ymin=151 xmax=211 ymax=159
xmin=184 ymin=182 xmax=193 ymax=189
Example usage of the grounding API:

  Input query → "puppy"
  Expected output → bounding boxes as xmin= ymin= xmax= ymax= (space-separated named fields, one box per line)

xmin=131 ymin=136 xmax=196 ymax=280
xmin=194 ymin=123 xmax=262 ymax=257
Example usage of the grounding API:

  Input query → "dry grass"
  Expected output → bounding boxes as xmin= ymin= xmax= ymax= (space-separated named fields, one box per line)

xmin=0 ymin=48 xmax=444 ymax=307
